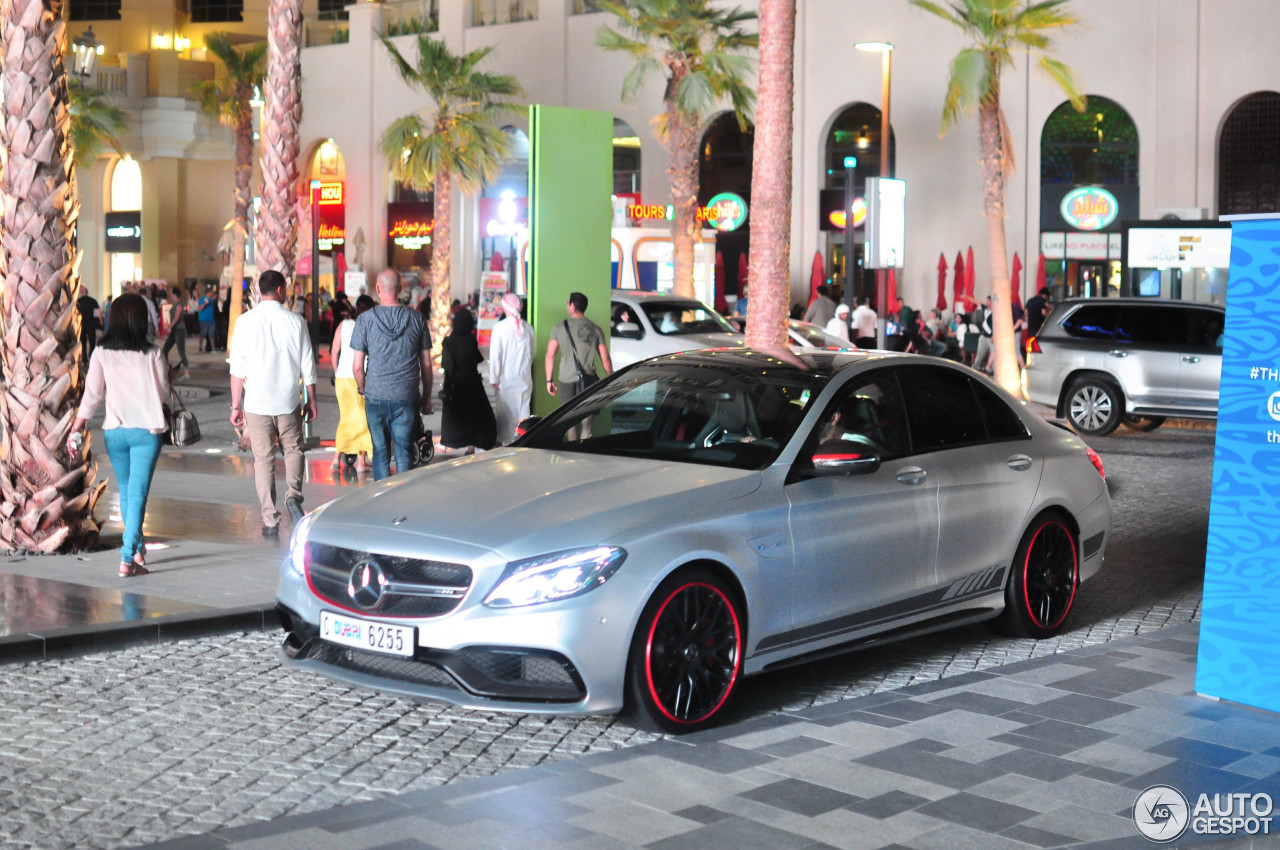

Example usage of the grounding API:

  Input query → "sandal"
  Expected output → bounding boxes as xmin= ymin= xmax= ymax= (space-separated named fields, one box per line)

xmin=119 ymin=561 xmax=150 ymax=577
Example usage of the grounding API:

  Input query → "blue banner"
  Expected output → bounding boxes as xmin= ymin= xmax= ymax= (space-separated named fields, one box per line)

xmin=1195 ymin=215 xmax=1280 ymax=714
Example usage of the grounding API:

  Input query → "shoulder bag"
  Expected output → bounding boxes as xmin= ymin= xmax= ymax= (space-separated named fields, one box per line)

xmin=164 ymin=388 xmax=202 ymax=447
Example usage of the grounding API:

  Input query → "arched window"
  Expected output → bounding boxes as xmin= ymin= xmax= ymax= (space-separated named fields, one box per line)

xmin=1041 ymin=95 xmax=1138 ymax=186
xmin=698 ymin=112 xmax=754 ymax=205
xmin=824 ymin=102 xmax=894 ymax=189
xmin=1218 ymin=92 xmax=1280 ymax=216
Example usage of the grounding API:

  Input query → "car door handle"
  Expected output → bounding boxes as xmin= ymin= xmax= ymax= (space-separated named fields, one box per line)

xmin=1107 ymin=349 xmax=1128 ymax=358
xmin=1182 ymin=355 xmax=1201 ymax=364
xmin=1007 ymin=454 xmax=1034 ymax=471
xmin=896 ymin=466 xmax=928 ymax=485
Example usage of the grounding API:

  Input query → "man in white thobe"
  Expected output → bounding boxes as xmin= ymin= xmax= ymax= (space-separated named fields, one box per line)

xmin=488 ymin=292 xmax=535 ymax=444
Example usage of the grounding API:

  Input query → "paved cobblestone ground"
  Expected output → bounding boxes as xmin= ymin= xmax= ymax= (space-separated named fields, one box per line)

xmin=0 ymin=426 xmax=1213 ymax=850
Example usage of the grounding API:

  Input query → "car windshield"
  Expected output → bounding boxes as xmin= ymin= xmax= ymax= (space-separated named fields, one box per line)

xmin=640 ymin=300 xmax=737 ymax=336
xmin=517 ymin=356 xmax=828 ymax=470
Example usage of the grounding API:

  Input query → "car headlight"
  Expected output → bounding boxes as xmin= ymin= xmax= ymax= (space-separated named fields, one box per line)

xmin=285 ymin=500 xmax=335 ymax=578
xmin=484 ymin=546 xmax=627 ymax=608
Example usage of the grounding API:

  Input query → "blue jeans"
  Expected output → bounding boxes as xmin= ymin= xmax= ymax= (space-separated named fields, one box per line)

xmin=104 ymin=428 xmax=163 ymax=564
xmin=199 ymin=319 xmax=215 ymax=350
xmin=365 ymin=397 xmax=417 ymax=480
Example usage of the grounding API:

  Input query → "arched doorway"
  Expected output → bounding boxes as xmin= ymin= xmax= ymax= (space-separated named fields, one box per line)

xmin=1218 ymin=91 xmax=1280 ymax=216
xmin=108 ymin=155 xmax=142 ymax=298
xmin=1040 ymin=95 xmax=1138 ymax=299
xmin=699 ymin=112 xmax=754 ymax=308
xmin=821 ymin=103 xmax=895 ymax=310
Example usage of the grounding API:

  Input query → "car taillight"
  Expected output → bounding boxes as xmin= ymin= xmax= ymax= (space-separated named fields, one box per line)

xmin=1086 ymin=447 xmax=1105 ymax=479
xmin=1026 ymin=335 xmax=1041 ymax=355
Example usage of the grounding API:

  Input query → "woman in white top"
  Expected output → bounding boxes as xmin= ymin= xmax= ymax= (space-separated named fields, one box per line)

xmin=488 ymin=293 xmax=535 ymax=444
xmin=329 ymin=294 xmax=375 ymax=473
xmin=68 ymin=294 xmax=170 ymax=577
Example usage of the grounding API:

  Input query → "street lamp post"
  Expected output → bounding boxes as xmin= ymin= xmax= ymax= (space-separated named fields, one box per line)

xmin=309 ymin=180 xmax=321 ymax=345
xmin=71 ymin=27 xmax=103 ymax=83
xmin=855 ymin=41 xmax=893 ymax=349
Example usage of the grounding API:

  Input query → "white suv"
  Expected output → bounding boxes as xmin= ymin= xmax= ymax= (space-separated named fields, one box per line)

xmin=1025 ymin=298 xmax=1224 ymax=437
xmin=609 ymin=291 xmax=742 ymax=369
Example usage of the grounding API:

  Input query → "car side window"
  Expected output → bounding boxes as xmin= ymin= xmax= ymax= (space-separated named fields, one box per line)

xmin=1116 ymin=306 xmax=1188 ymax=346
xmin=1186 ymin=308 xmax=1225 ymax=351
xmin=898 ymin=366 xmax=987 ymax=451
xmin=611 ymin=302 xmax=644 ymax=337
xmin=811 ymin=373 xmax=911 ymax=459
xmin=971 ymin=380 xmax=1031 ymax=441
xmin=1060 ymin=305 xmax=1118 ymax=340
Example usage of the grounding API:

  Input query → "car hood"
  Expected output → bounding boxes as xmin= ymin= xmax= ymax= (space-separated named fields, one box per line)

xmin=311 ymin=447 xmax=761 ymax=556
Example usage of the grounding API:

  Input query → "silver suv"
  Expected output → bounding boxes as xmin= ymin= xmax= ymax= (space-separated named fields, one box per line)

xmin=1025 ymin=298 xmax=1224 ymax=436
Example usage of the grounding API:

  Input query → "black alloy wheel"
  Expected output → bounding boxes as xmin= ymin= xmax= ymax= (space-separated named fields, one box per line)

xmin=1121 ymin=414 xmax=1165 ymax=432
xmin=1066 ymin=378 xmax=1123 ymax=437
xmin=627 ymin=569 xmax=742 ymax=734
xmin=993 ymin=511 xmax=1079 ymax=639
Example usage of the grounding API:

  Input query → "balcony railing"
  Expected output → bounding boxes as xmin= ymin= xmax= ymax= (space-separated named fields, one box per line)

xmin=303 ymin=11 xmax=350 ymax=47
xmin=383 ymin=0 xmax=438 ymax=37
xmin=572 ymin=0 xmax=601 ymax=12
xmin=93 ymin=66 xmax=127 ymax=94
xmin=472 ymin=0 xmax=537 ymax=26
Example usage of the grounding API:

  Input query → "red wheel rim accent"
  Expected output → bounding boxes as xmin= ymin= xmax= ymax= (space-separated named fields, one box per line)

xmin=644 ymin=581 xmax=742 ymax=725
xmin=1021 ymin=521 xmax=1078 ymax=629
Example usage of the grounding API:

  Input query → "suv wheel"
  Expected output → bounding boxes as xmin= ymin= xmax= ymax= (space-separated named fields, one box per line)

xmin=1066 ymin=378 xmax=1122 ymax=437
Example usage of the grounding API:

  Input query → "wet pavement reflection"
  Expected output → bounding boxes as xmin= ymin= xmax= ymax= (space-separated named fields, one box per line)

xmin=0 ymin=573 xmax=209 ymax=637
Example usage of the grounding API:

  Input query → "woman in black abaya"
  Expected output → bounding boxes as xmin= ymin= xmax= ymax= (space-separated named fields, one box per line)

xmin=439 ymin=308 xmax=497 ymax=453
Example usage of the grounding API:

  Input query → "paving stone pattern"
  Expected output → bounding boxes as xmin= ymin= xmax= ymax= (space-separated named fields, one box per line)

xmin=0 ymin=428 xmax=1216 ymax=849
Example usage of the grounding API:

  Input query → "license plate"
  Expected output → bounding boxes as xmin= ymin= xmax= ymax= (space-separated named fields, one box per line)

xmin=320 ymin=610 xmax=415 ymax=657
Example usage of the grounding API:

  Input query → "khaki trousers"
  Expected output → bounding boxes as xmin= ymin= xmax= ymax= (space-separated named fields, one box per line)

xmin=245 ymin=408 xmax=304 ymax=528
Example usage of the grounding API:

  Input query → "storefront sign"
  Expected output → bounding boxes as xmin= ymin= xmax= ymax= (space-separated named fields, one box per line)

xmin=1065 ymin=232 xmax=1109 ymax=259
xmin=1041 ymin=231 xmax=1066 ymax=258
xmin=1196 ymin=214 xmax=1280 ymax=715
xmin=104 ymin=211 xmax=142 ymax=253
xmin=316 ymin=182 xmax=345 ymax=251
xmin=317 ymin=222 xmax=345 ymax=251
xmin=317 ymin=182 xmax=343 ymax=205
xmin=387 ymin=201 xmax=434 ymax=267
xmin=705 ymin=192 xmax=748 ymax=232
xmin=828 ymin=198 xmax=867 ymax=230
xmin=629 ymin=204 xmax=674 ymax=222
xmin=820 ymin=188 xmax=866 ymax=232
xmin=1127 ymin=227 xmax=1232 ymax=269
xmin=1060 ymin=187 xmax=1119 ymax=231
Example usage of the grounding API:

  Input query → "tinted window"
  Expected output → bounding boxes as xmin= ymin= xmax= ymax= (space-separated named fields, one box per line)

xmin=812 ymin=374 xmax=911 ymax=459
xmin=1059 ymin=304 xmax=1118 ymax=340
xmin=1187 ymin=308 xmax=1225 ymax=350
xmin=639 ymin=300 xmax=736 ymax=335
xmin=898 ymin=367 xmax=987 ymax=451
xmin=1116 ymin=306 xmax=1188 ymax=346
xmin=973 ymin=381 xmax=1031 ymax=441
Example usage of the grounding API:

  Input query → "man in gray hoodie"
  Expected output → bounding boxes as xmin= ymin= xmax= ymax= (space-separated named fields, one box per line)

xmin=352 ymin=269 xmax=434 ymax=479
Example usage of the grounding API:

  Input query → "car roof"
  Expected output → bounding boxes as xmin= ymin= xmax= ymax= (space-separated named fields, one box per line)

xmin=646 ymin=346 xmax=934 ymax=375
xmin=611 ymin=291 xmax=707 ymax=304
xmin=1055 ymin=297 xmax=1224 ymax=311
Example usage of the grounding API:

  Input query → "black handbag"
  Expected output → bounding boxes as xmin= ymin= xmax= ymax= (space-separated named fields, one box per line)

xmin=563 ymin=320 xmax=600 ymax=395
xmin=164 ymin=389 xmax=202 ymax=447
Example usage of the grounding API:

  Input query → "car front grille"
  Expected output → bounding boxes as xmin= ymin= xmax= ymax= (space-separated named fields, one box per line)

xmin=306 ymin=542 xmax=473 ymax=619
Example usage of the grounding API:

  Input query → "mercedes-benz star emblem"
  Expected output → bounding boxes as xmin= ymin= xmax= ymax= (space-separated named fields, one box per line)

xmin=348 ymin=558 xmax=389 ymax=610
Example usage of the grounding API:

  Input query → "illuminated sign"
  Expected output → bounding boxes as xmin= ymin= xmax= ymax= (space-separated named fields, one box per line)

xmin=705 ymin=192 xmax=748 ymax=232
xmin=1060 ymin=186 xmax=1118 ymax=231
xmin=827 ymin=197 xmax=867 ymax=230
xmin=629 ymin=204 xmax=674 ymax=222
xmin=387 ymin=202 xmax=435 ymax=257
xmin=317 ymin=182 xmax=343 ymax=205
xmin=104 ymin=211 xmax=142 ymax=253
xmin=865 ymin=177 xmax=906 ymax=269
xmin=317 ymin=222 xmax=345 ymax=251
xmin=390 ymin=219 xmax=434 ymax=249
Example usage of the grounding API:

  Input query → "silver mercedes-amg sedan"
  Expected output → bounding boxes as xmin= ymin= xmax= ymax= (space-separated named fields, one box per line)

xmin=277 ymin=349 xmax=1111 ymax=733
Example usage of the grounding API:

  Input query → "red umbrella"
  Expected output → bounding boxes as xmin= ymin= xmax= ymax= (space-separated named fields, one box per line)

xmin=886 ymin=268 xmax=898 ymax=313
xmin=936 ymin=253 xmax=949 ymax=311
xmin=738 ymin=253 xmax=749 ymax=296
xmin=1010 ymin=252 xmax=1023 ymax=309
xmin=965 ymin=245 xmax=976 ymax=308
xmin=810 ymin=251 xmax=825 ymax=304
xmin=1036 ymin=252 xmax=1047 ymax=291
xmin=952 ymin=251 xmax=965 ymax=308
xmin=715 ymin=251 xmax=727 ymax=313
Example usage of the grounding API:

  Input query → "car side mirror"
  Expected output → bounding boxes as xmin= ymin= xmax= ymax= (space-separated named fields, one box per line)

xmin=515 ymin=416 xmax=542 ymax=437
xmin=613 ymin=321 xmax=643 ymax=340
xmin=809 ymin=439 xmax=881 ymax=475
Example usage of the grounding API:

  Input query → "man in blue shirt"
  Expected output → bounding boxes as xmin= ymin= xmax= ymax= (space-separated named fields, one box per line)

xmin=196 ymin=283 xmax=217 ymax=352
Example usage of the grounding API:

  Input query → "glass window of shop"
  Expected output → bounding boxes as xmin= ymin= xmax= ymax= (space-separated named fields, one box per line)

xmin=478 ymin=126 xmax=530 ymax=293
xmin=1039 ymin=95 xmax=1138 ymax=301
xmin=820 ymin=103 xmax=894 ymax=311
xmin=699 ymin=112 xmax=754 ymax=306
xmin=613 ymin=118 xmax=641 ymax=196
xmin=1219 ymin=91 xmax=1280 ymax=216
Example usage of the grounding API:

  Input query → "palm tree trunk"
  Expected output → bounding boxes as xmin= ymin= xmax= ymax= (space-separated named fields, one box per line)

xmin=745 ymin=0 xmax=795 ymax=349
xmin=666 ymin=108 xmax=700 ymax=300
xmin=257 ymin=0 xmax=303 ymax=285
xmin=979 ymin=91 xmax=1017 ymax=395
xmin=0 ymin=0 xmax=105 ymax=553
xmin=429 ymin=169 xmax=452 ymax=369
xmin=228 ymin=104 xmax=254 ymax=345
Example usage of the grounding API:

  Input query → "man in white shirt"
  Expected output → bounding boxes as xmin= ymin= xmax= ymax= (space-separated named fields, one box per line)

xmin=850 ymin=297 xmax=878 ymax=349
xmin=229 ymin=270 xmax=319 ymax=536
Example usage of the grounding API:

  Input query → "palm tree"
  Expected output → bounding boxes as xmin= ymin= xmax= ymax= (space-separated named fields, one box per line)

xmin=256 ymin=0 xmax=303 ymax=313
xmin=192 ymin=32 xmax=267 ymax=345
xmin=911 ymin=0 xmax=1084 ymax=394
xmin=379 ymin=35 xmax=523 ymax=363
xmin=743 ymin=0 xmax=794 ymax=349
xmin=1 ymin=0 xmax=105 ymax=553
xmin=69 ymin=85 xmax=129 ymax=170
xmin=597 ymin=0 xmax=757 ymax=301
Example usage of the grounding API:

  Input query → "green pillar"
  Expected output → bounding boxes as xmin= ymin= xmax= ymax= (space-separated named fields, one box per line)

xmin=528 ymin=105 xmax=613 ymax=416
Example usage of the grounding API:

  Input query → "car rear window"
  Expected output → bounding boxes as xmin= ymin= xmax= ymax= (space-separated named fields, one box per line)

xmin=1059 ymin=304 xmax=1118 ymax=340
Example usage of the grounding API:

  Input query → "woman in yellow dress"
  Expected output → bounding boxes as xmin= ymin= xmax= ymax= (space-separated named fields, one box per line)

xmin=330 ymin=294 xmax=376 ymax=473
